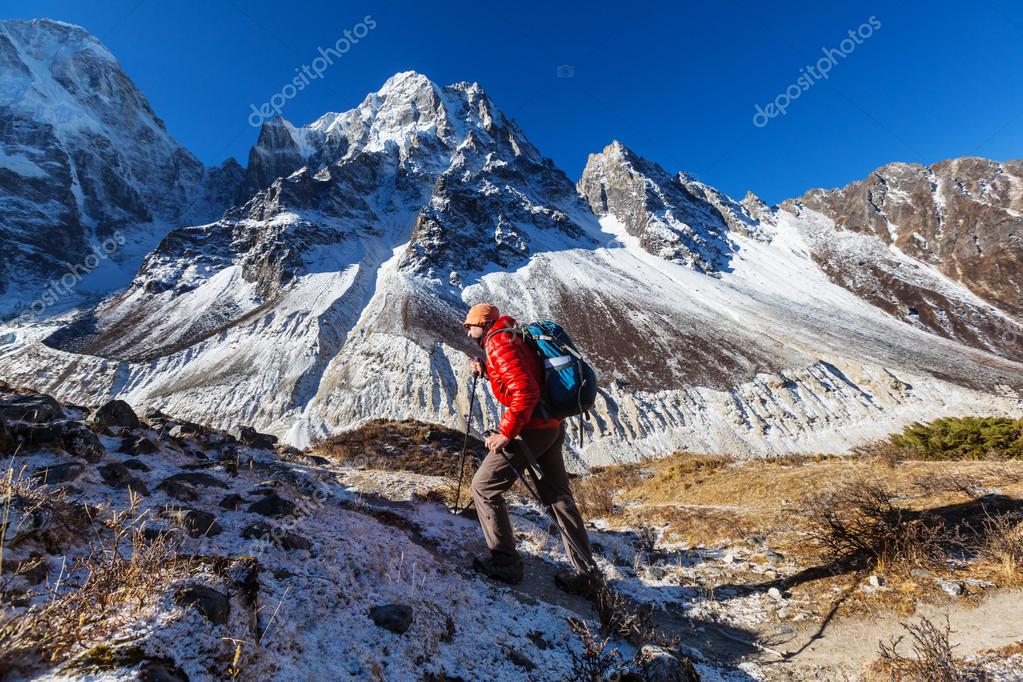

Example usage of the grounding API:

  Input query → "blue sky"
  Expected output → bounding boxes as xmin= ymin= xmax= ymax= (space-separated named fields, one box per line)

xmin=5 ymin=0 xmax=1022 ymax=203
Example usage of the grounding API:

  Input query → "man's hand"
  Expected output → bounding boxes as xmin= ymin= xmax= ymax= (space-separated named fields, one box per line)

xmin=485 ymin=431 xmax=510 ymax=454
xmin=470 ymin=357 xmax=485 ymax=377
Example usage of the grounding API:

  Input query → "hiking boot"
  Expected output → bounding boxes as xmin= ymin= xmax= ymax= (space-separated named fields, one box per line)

xmin=472 ymin=554 xmax=524 ymax=584
xmin=554 ymin=569 xmax=602 ymax=597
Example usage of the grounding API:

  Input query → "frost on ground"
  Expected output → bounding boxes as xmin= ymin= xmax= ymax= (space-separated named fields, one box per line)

xmin=4 ymin=385 xmax=1022 ymax=681
xmin=0 ymin=386 xmax=759 ymax=681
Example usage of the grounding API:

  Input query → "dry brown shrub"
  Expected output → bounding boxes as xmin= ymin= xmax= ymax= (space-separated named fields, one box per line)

xmin=0 ymin=484 xmax=182 ymax=672
xmin=870 ymin=615 xmax=972 ymax=681
xmin=980 ymin=511 xmax=1023 ymax=583
xmin=572 ymin=462 xmax=645 ymax=519
xmin=566 ymin=617 xmax=625 ymax=681
xmin=592 ymin=581 xmax=661 ymax=646
xmin=803 ymin=480 xmax=950 ymax=571
xmin=852 ymin=440 xmax=915 ymax=467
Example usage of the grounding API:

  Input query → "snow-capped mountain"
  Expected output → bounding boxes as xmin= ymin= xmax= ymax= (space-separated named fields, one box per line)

xmin=0 ymin=19 xmax=240 ymax=318
xmin=1 ymin=22 xmax=1020 ymax=464
xmin=577 ymin=141 xmax=771 ymax=274
xmin=788 ymin=158 xmax=1023 ymax=361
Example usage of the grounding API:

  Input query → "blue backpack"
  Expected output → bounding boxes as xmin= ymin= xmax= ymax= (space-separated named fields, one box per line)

xmin=489 ymin=320 xmax=598 ymax=439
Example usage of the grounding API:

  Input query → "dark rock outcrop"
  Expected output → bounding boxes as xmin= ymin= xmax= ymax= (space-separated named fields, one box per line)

xmin=242 ymin=521 xmax=311 ymax=551
xmin=0 ymin=394 xmax=64 ymax=423
xmin=235 ymin=425 xmax=277 ymax=450
xmin=91 ymin=399 xmax=140 ymax=429
xmin=247 ymin=493 xmax=298 ymax=518
xmin=31 ymin=461 xmax=85 ymax=484
xmin=161 ymin=508 xmax=222 ymax=537
xmin=368 ymin=603 xmax=413 ymax=634
xmin=174 ymin=585 xmax=230 ymax=625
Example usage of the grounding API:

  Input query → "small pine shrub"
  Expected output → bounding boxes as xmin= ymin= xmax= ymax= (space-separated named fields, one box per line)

xmin=889 ymin=417 xmax=1023 ymax=461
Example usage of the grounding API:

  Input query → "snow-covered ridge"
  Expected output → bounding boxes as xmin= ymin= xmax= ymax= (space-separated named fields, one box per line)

xmin=0 ymin=18 xmax=241 ymax=317
xmin=0 ymin=22 xmax=1020 ymax=463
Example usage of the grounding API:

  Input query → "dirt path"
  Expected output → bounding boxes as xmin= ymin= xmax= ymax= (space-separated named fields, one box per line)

xmin=335 ymin=468 xmax=1023 ymax=679
xmin=751 ymin=588 xmax=1023 ymax=679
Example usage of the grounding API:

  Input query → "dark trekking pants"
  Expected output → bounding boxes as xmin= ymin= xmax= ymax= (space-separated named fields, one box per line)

xmin=470 ymin=424 xmax=595 ymax=574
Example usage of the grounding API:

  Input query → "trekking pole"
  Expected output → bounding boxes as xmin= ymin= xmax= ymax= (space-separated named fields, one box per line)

xmin=487 ymin=432 xmax=600 ymax=576
xmin=452 ymin=372 xmax=479 ymax=513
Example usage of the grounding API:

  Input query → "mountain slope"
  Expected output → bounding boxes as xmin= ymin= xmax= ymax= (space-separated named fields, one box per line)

xmin=0 ymin=19 xmax=239 ymax=318
xmin=0 ymin=32 xmax=1019 ymax=463
xmin=795 ymin=158 xmax=1023 ymax=317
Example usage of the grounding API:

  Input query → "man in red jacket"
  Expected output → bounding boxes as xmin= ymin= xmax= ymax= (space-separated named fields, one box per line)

xmin=463 ymin=303 xmax=598 ymax=593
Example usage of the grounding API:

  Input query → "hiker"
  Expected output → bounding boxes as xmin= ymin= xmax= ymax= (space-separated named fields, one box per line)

xmin=462 ymin=303 xmax=600 ymax=595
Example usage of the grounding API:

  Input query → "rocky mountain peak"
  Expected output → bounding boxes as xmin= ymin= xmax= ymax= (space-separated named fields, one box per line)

xmin=792 ymin=156 xmax=1023 ymax=318
xmin=578 ymin=141 xmax=771 ymax=274
xmin=0 ymin=19 xmax=237 ymax=317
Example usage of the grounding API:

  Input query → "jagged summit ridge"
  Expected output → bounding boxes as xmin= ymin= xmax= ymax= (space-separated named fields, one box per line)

xmin=0 ymin=18 xmax=239 ymax=315
xmin=1 ymin=25 xmax=1020 ymax=463
xmin=577 ymin=140 xmax=771 ymax=274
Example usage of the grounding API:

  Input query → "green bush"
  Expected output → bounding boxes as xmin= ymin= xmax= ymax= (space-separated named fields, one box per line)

xmin=890 ymin=416 xmax=1023 ymax=461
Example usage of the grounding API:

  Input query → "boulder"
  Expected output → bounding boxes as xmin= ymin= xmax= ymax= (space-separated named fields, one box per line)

xmin=167 ymin=424 xmax=200 ymax=440
xmin=161 ymin=508 xmax=222 ymax=537
xmin=91 ymin=400 xmax=140 ymax=429
xmin=142 ymin=526 xmax=182 ymax=543
xmin=248 ymin=493 xmax=298 ymax=518
xmin=242 ymin=521 xmax=311 ymax=551
xmin=9 ymin=422 xmax=61 ymax=448
xmin=143 ymin=407 xmax=170 ymax=423
xmin=156 ymin=479 xmax=198 ymax=502
xmin=163 ymin=472 xmax=229 ymax=489
xmin=31 ymin=461 xmax=85 ymax=485
xmin=122 ymin=458 xmax=152 ymax=472
xmin=121 ymin=435 xmax=159 ymax=455
xmin=0 ymin=394 xmax=64 ymax=423
xmin=174 ymin=585 xmax=230 ymax=625
xmin=220 ymin=493 xmax=244 ymax=510
xmin=939 ymin=580 xmax=963 ymax=597
xmin=97 ymin=463 xmax=150 ymax=495
xmin=204 ymin=431 xmax=238 ymax=448
xmin=235 ymin=425 xmax=277 ymax=450
xmin=138 ymin=659 xmax=189 ymax=682
xmin=368 ymin=603 xmax=413 ymax=634
xmin=640 ymin=645 xmax=700 ymax=682
xmin=57 ymin=421 xmax=105 ymax=462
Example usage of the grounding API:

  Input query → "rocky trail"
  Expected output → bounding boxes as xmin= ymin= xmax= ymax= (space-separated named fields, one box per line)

xmin=3 ymin=383 xmax=1022 ymax=680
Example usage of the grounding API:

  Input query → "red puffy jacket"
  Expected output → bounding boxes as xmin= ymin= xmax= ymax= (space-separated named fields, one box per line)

xmin=483 ymin=315 xmax=561 ymax=439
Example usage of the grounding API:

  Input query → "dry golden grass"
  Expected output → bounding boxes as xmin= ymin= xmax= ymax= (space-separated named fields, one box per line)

xmin=311 ymin=419 xmax=485 ymax=478
xmin=977 ymin=640 xmax=1023 ymax=658
xmin=571 ymin=450 xmax=1023 ymax=618
xmin=0 ymin=474 xmax=184 ymax=673
xmin=977 ymin=512 xmax=1023 ymax=587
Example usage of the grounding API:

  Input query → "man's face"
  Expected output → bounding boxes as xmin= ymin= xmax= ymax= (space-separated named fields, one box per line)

xmin=466 ymin=324 xmax=485 ymax=340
